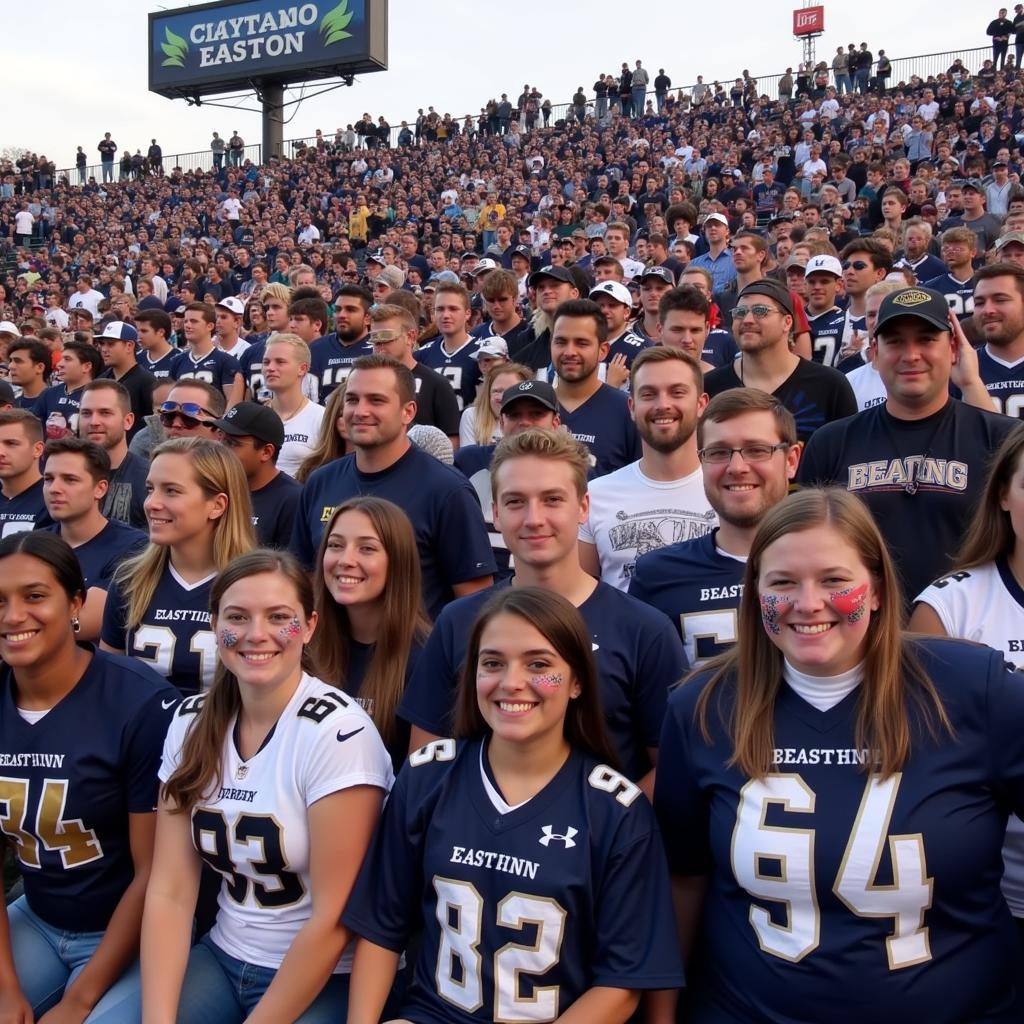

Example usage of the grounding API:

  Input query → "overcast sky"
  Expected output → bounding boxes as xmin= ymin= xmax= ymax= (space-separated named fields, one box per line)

xmin=11 ymin=1 xmax=989 ymax=172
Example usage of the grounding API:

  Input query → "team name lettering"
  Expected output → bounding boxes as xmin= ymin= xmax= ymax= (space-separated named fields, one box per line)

xmin=284 ymin=433 xmax=309 ymax=444
xmin=1008 ymin=640 xmax=1024 ymax=652
xmin=217 ymin=787 xmax=257 ymax=802
xmin=190 ymin=5 xmax=318 ymax=68
xmin=449 ymin=845 xmax=539 ymax=880
xmin=320 ymin=505 xmax=336 ymax=522
xmin=701 ymin=584 xmax=744 ymax=601
xmin=0 ymin=753 xmax=66 ymax=768
xmin=847 ymin=458 xmax=968 ymax=491
xmin=154 ymin=609 xmax=213 ymax=623
xmin=772 ymin=747 xmax=881 ymax=766
xmin=569 ymin=432 xmax=597 ymax=444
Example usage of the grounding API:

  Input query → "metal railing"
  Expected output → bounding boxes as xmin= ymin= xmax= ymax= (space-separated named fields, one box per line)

xmin=36 ymin=43 xmax=993 ymax=185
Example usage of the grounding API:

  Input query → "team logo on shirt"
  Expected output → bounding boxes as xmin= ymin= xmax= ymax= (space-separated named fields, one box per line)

xmin=539 ymin=825 xmax=578 ymax=848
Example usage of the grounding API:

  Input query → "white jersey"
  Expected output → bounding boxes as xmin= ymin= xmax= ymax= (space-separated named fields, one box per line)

xmin=160 ymin=672 xmax=393 ymax=969
xmin=579 ymin=461 xmax=717 ymax=590
xmin=915 ymin=560 xmax=1024 ymax=916
xmin=277 ymin=400 xmax=326 ymax=478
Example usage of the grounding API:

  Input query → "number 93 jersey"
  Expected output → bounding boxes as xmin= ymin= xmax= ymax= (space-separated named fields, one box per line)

xmin=0 ymin=650 xmax=178 ymax=933
xmin=343 ymin=738 xmax=684 ymax=1023
xmin=655 ymin=638 xmax=1024 ymax=1023
xmin=160 ymin=673 xmax=393 ymax=971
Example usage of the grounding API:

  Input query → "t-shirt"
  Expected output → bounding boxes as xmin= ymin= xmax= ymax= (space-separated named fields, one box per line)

xmin=579 ymin=462 xmax=717 ymax=590
xmin=161 ymin=675 xmax=392 ymax=970
xmin=289 ymin=446 xmax=496 ymax=618
xmin=411 ymin=364 xmax=461 ymax=437
xmin=559 ymin=384 xmax=642 ymax=477
xmin=845 ymin=361 xmax=888 ymax=411
xmin=36 ymin=384 xmax=84 ymax=436
xmin=798 ymin=399 xmax=1016 ymax=600
xmin=399 ymin=580 xmax=686 ymax=780
xmin=277 ymin=401 xmax=326 ymax=478
xmin=977 ymin=347 xmax=1024 ymax=418
xmin=629 ymin=529 xmax=746 ymax=666
xmin=102 ymin=565 xmax=217 ymax=695
xmin=0 ymin=651 xmax=176 ymax=932
xmin=309 ymin=333 xmax=374 ymax=400
xmin=705 ymin=358 xmax=857 ymax=444
xmin=169 ymin=348 xmax=240 ymax=395
xmin=342 ymin=739 xmax=683 ymax=1024
xmin=240 ymin=340 xmax=267 ymax=395
xmin=102 ymin=452 xmax=149 ymax=531
xmin=99 ymin=365 xmax=155 ymax=442
xmin=415 ymin=336 xmax=484 ymax=412
xmin=46 ymin=520 xmax=146 ymax=591
xmin=0 ymin=479 xmax=48 ymax=537
xmin=655 ymin=639 xmax=1024 ymax=1022
xmin=250 ymin=472 xmax=301 ymax=548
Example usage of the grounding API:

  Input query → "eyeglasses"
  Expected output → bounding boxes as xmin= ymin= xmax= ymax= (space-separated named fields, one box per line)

xmin=158 ymin=401 xmax=217 ymax=429
xmin=731 ymin=304 xmax=782 ymax=320
xmin=698 ymin=443 xmax=791 ymax=464
xmin=842 ymin=259 xmax=869 ymax=271
xmin=369 ymin=329 xmax=403 ymax=345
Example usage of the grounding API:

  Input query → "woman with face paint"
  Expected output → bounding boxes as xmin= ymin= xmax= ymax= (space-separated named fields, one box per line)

xmin=655 ymin=487 xmax=1024 ymax=1023
xmin=343 ymin=587 xmax=683 ymax=1024
xmin=140 ymin=550 xmax=393 ymax=1024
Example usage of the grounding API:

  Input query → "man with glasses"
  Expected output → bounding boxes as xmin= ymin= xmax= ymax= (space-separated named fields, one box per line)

xmin=157 ymin=381 xmax=225 ymax=440
xmin=704 ymin=279 xmax=856 ymax=443
xmin=630 ymin=388 xmax=800 ymax=665
xmin=95 ymin=321 xmax=155 ymax=442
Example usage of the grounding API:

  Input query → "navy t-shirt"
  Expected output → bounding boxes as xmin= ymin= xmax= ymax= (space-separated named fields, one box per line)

xmin=289 ymin=446 xmax=496 ymax=618
xmin=239 ymin=339 xmax=266 ymax=395
xmin=976 ymin=347 xmax=1024 ymax=418
xmin=140 ymin=348 xmax=178 ymax=380
xmin=923 ymin=272 xmax=976 ymax=323
xmin=45 ymin=520 xmax=146 ymax=591
xmin=807 ymin=306 xmax=848 ymax=367
xmin=559 ymin=384 xmax=641 ymax=477
xmin=250 ymin=471 xmax=301 ymax=548
xmin=101 ymin=452 xmax=149 ymax=531
xmin=0 ymin=479 xmax=49 ymax=537
xmin=36 ymin=384 xmax=84 ymax=434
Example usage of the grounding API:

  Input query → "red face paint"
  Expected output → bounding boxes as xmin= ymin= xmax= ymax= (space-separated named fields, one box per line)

xmin=829 ymin=583 xmax=868 ymax=623
xmin=278 ymin=617 xmax=303 ymax=644
xmin=759 ymin=593 xmax=793 ymax=636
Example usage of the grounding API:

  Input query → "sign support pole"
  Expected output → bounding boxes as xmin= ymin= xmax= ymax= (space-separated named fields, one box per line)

xmin=263 ymin=82 xmax=285 ymax=162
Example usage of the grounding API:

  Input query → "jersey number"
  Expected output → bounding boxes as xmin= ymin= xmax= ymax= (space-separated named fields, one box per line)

xmin=433 ymin=877 xmax=567 ymax=1021
xmin=990 ymin=395 xmax=1024 ymax=419
xmin=440 ymin=366 xmax=465 ymax=409
xmin=731 ymin=773 xmax=931 ymax=969
xmin=132 ymin=625 xmax=217 ymax=690
xmin=681 ymin=609 xmax=738 ymax=665
xmin=192 ymin=809 xmax=305 ymax=908
xmin=812 ymin=335 xmax=837 ymax=368
xmin=178 ymin=369 xmax=216 ymax=385
xmin=0 ymin=777 xmax=103 ymax=869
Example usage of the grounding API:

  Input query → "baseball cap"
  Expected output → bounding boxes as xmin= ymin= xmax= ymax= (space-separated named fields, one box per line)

xmin=500 ymin=379 xmax=559 ymax=414
xmin=703 ymin=212 xmax=729 ymax=229
xmin=97 ymin=321 xmax=139 ymax=344
xmin=216 ymin=296 xmax=245 ymax=316
xmin=996 ymin=231 xmax=1024 ymax=249
xmin=432 ymin=270 xmax=461 ymax=285
xmin=589 ymin=281 xmax=633 ymax=307
xmin=529 ymin=265 xmax=574 ymax=287
xmin=571 ymin=228 xmax=587 ymax=239
xmin=639 ymin=265 xmax=676 ymax=285
xmin=471 ymin=337 xmax=509 ymax=360
xmin=0 ymin=381 xmax=15 ymax=407
xmin=376 ymin=265 xmax=406 ymax=290
xmin=470 ymin=258 xmax=498 ymax=277
xmin=875 ymin=287 xmax=950 ymax=334
xmin=511 ymin=244 xmax=533 ymax=261
xmin=783 ymin=255 xmax=808 ymax=272
xmin=961 ymin=178 xmax=985 ymax=193
xmin=593 ymin=254 xmax=621 ymax=267
xmin=366 ymin=249 xmax=386 ymax=266
xmin=738 ymin=279 xmax=794 ymax=318
xmin=0 ymin=321 xmax=21 ymax=337
xmin=804 ymin=254 xmax=843 ymax=278
xmin=211 ymin=401 xmax=285 ymax=449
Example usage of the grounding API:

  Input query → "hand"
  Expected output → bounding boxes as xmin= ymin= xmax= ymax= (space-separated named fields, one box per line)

xmin=0 ymin=989 xmax=33 ymax=1024
xmin=948 ymin=310 xmax=981 ymax=388
xmin=606 ymin=353 xmax=630 ymax=390
xmin=837 ymin=329 xmax=865 ymax=362
xmin=36 ymin=994 xmax=92 ymax=1024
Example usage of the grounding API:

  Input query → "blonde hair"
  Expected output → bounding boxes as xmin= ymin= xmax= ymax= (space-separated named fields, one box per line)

xmin=259 ymin=282 xmax=292 ymax=305
xmin=491 ymin=428 xmax=589 ymax=501
xmin=113 ymin=438 xmax=256 ymax=630
xmin=472 ymin=362 xmax=533 ymax=445
xmin=264 ymin=332 xmax=311 ymax=366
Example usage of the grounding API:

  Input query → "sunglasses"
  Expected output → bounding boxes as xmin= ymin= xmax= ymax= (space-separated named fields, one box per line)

xmin=369 ymin=330 xmax=403 ymax=344
xmin=842 ymin=259 xmax=870 ymax=271
xmin=731 ymin=304 xmax=783 ymax=320
xmin=158 ymin=401 xmax=217 ymax=429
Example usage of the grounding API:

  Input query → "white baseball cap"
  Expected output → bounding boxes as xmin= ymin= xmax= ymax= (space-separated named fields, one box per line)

xmin=589 ymin=281 xmax=633 ymax=307
xmin=0 ymin=321 xmax=20 ymax=338
xmin=471 ymin=337 xmax=509 ymax=360
xmin=216 ymin=296 xmax=246 ymax=316
xmin=703 ymin=212 xmax=730 ymax=229
xmin=804 ymin=254 xmax=843 ymax=278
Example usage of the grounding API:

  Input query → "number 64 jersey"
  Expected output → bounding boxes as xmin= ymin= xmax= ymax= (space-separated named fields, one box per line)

xmin=655 ymin=638 xmax=1024 ymax=1023
xmin=343 ymin=738 xmax=684 ymax=1023
xmin=160 ymin=673 xmax=393 ymax=970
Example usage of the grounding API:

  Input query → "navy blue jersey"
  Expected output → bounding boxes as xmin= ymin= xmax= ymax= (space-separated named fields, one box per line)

xmin=140 ymin=348 xmax=178 ymax=380
xmin=415 ymin=336 xmax=483 ymax=411
xmin=703 ymin=329 xmax=739 ymax=368
xmin=923 ymin=272 xmax=976 ymax=322
xmin=101 ymin=451 xmax=149 ymax=532
xmin=343 ymin=739 xmax=683 ymax=1023
xmin=452 ymin=443 xmax=512 ymax=579
xmin=0 ymin=650 xmax=177 ymax=932
xmin=0 ymin=479 xmax=49 ymax=537
xmin=239 ymin=339 xmax=266 ymax=395
xmin=629 ymin=530 xmax=745 ymax=666
xmin=45 ymin=520 xmax=146 ymax=591
xmin=977 ymin=346 xmax=1024 ymax=418
xmin=559 ymin=384 xmax=641 ymax=477
xmin=308 ymin=333 xmax=373 ymax=400
xmin=101 ymin=565 xmax=217 ymax=694
xmin=603 ymin=328 xmax=654 ymax=370
xmin=169 ymin=347 xmax=241 ymax=392
xmin=655 ymin=639 xmax=1024 ymax=1023
xmin=250 ymin=471 xmax=301 ymax=548
xmin=399 ymin=581 xmax=686 ymax=780
xmin=36 ymin=384 xmax=83 ymax=434
xmin=807 ymin=306 xmax=848 ymax=367
xmin=289 ymin=447 xmax=496 ymax=618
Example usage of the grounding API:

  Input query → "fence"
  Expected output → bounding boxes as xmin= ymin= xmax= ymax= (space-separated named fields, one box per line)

xmin=46 ymin=43 xmax=993 ymax=184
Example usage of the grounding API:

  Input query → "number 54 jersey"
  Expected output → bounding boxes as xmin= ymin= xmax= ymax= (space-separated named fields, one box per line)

xmin=343 ymin=738 xmax=683 ymax=1023
xmin=655 ymin=638 xmax=1024 ymax=1023
xmin=160 ymin=673 xmax=393 ymax=970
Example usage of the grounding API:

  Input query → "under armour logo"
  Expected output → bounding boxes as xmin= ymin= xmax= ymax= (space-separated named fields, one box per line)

xmin=539 ymin=825 xmax=578 ymax=848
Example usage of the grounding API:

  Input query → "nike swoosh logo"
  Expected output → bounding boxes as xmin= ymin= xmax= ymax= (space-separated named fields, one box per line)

xmin=337 ymin=727 xmax=365 ymax=742
xmin=161 ymin=698 xmax=176 ymax=709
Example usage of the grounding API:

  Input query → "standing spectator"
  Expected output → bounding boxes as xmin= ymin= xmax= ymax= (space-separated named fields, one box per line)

xmin=96 ymin=322 xmax=156 ymax=443
xmin=832 ymin=45 xmax=852 ymax=95
xmin=854 ymin=42 xmax=874 ymax=93
xmin=875 ymin=48 xmax=891 ymax=91
xmin=1015 ymin=3 xmax=1024 ymax=67
xmin=778 ymin=67 xmax=794 ymax=103
xmin=988 ymin=7 xmax=1014 ymax=68
xmin=594 ymin=74 xmax=609 ymax=121
xmin=631 ymin=60 xmax=650 ymax=117
xmin=654 ymin=68 xmax=672 ymax=112
xmin=75 ymin=146 xmax=87 ymax=185
xmin=619 ymin=63 xmax=634 ymax=118
xmin=147 ymin=139 xmax=162 ymax=176
xmin=13 ymin=203 xmax=33 ymax=248
xmin=572 ymin=86 xmax=587 ymax=126
xmin=210 ymin=132 xmax=225 ymax=170
xmin=97 ymin=132 xmax=116 ymax=183
xmin=228 ymin=129 xmax=244 ymax=166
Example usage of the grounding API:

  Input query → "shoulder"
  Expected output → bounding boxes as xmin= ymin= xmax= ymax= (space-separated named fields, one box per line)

xmin=91 ymin=649 xmax=179 ymax=715
xmin=304 ymin=456 xmax=353 ymax=490
xmin=399 ymin=736 xmax=471 ymax=798
xmin=910 ymin=634 xmax=1010 ymax=702
xmin=592 ymin=580 xmax=678 ymax=632
xmin=953 ymin=399 xmax=1018 ymax=441
xmin=586 ymin=461 xmax=635 ymax=496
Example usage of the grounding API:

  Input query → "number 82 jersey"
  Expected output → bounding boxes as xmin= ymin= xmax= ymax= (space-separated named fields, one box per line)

xmin=655 ymin=638 xmax=1024 ymax=1023
xmin=343 ymin=738 xmax=683 ymax=1023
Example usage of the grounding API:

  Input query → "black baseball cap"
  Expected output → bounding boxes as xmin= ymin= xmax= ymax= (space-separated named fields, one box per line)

xmin=511 ymin=244 xmax=533 ymax=261
xmin=528 ymin=265 xmax=574 ymax=287
xmin=500 ymin=380 xmax=559 ymax=414
xmin=874 ymin=287 xmax=950 ymax=334
xmin=639 ymin=265 xmax=676 ymax=285
xmin=738 ymin=279 xmax=794 ymax=318
xmin=211 ymin=401 xmax=285 ymax=449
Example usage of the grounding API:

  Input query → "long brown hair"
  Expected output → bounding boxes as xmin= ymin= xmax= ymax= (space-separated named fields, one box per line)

xmin=295 ymin=383 xmax=349 ymax=482
xmin=311 ymin=497 xmax=430 ymax=748
xmin=694 ymin=488 xmax=951 ymax=778
xmin=454 ymin=587 xmax=621 ymax=769
xmin=163 ymin=550 xmax=317 ymax=812
xmin=950 ymin=422 xmax=1024 ymax=571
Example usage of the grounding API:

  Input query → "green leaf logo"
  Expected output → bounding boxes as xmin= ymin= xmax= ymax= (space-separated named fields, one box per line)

xmin=161 ymin=26 xmax=188 ymax=68
xmin=320 ymin=0 xmax=353 ymax=45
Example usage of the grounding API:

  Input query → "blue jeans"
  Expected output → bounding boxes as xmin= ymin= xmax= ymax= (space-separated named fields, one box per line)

xmin=835 ymin=73 xmax=852 ymax=94
xmin=173 ymin=934 xmax=349 ymax=1023
xmin=631 ymin=86 xmax=646 ymax=116
xmin=855 ymin=69 xmax=870 ymax=93
xmin=101 ymin=161 xmax=113 ymax=183
xmin=7 ymin=895 xmax=140 ymax=1022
